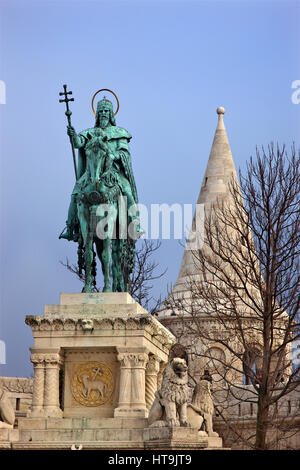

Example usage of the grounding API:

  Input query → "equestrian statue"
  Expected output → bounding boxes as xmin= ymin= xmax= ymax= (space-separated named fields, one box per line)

xmin=59 ymin=86 xmax=140 ymax=293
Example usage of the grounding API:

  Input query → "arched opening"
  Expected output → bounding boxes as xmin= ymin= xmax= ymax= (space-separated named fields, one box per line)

xmin=242 ymin=346 xmax=262 ymax=385
xmin=205 ymin=347 xmax=226 ymax=383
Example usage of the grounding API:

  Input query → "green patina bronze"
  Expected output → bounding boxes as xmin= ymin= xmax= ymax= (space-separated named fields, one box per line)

xmin=59 ymin=85 xmax=140 ymax=293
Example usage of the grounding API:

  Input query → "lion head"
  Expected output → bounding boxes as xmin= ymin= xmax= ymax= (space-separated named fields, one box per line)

xmin=170 ymin=358 xmax=188 ymax=379
xmin=160 ymin=358 xmax=190 ymax=404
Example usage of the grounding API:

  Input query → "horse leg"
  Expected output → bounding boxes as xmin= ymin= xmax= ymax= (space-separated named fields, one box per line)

xmin=111 ymin=241 xmax=118 ymax=292
xmin=117 ymin=244 xmax=125 ymax=292
xmin=77 ymin=200 xmax=89 ymax=242
xmin=95 ymin=237 xmax=111 ymax=292
xmin=95 ymin=239 xmax=105 ymax=276
xmin=112 ymin=241 xmax=125 ymax=292
xmin=83 ymin=236 xmax=94 ymax=292
xmin=101 ymin=238 xmax=112 ymax=292
xmin=77 ymin=201 xmax=94 ymax=292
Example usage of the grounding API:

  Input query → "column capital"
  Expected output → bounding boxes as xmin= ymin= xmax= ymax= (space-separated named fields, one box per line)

xmin=131 ymin=353 xmax=148 ymax=369
xmin=30 ymin=349 xmax=63 ymax=366
xmin=146 ymin=355 xmax=161 ymax=374
xmin=30 ymin=354 xmax=46 ymax=365
xmin=44 ymin=353 xmax=63 ymax=366
xmin=117 ymin=352 xmax=148 ymax=369
xmin=116 ymin=348 xmax=149 ymax=369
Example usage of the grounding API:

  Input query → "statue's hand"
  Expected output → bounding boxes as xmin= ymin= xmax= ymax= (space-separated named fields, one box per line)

xmin=67 ymin=125 xmax=77 ymax=138
xmin=98 ymin=138 xmax=109 ymax=152
xmin=105 ymin=153 xmax=114 ymax=170
xmin=67 ymin=126 xmax=83 ymax=149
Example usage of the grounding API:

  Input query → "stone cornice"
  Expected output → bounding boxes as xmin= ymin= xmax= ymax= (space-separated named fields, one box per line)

xmin=25 ymin=314 xmax=175 ymax=349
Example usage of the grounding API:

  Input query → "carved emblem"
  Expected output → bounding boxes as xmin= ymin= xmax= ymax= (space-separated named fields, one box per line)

xmin=71 ymin=362 xmax=114 ymax=407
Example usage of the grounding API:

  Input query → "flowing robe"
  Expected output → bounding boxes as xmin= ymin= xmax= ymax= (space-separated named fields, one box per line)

xmin=72 ymin=125 xmax=138 ymax=206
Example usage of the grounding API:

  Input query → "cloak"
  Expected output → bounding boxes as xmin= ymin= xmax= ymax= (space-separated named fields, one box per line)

xmin=73 ymin=126 xmax=138 ymax=204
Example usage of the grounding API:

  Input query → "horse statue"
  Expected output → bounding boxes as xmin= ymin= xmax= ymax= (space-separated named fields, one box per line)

xmin=59 ymin=95 xmax=139 ymax=293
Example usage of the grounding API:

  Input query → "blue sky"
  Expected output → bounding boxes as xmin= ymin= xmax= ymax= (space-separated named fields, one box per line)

xmin=0 ymin=0 xmax=299 ymax=377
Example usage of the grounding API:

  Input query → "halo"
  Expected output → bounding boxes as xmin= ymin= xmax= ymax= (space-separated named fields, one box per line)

xmin=91 ymin=89 xmax=119 ymax=116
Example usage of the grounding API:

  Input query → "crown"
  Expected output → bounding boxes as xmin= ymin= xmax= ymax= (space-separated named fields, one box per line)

xmin=97 ymin=96 xmax=113 ymax=111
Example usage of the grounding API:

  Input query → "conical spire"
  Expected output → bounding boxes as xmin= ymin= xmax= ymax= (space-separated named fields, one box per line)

xmin=158 ymin=107 xmax=239 ymax=315
xmin=197 ymin=106 xmax=238 ymax=206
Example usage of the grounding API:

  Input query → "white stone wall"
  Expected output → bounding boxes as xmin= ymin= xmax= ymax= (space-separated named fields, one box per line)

xmin=213 ymin=383 xmax=300 ymax=449
xmin=0 ymin=377 xmax=33 ymax=416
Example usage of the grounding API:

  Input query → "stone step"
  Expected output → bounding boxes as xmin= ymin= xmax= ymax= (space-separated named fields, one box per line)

xmin=18 ymin=417 xmax=148 ymax=431
xmin=18 ymin=427 xmax=144 ymax=443
xmin=60 ymin=292 xmax=137 ymax=305
xmin=17 ymin=417 xmax=148 ymax=443
xmin=12 ymin=440 xmax=145 ymax=450
xmin=0 ymin=428 xmax=19 ymax=443
xmin=44 ymin=303 xmax=147 ymax=316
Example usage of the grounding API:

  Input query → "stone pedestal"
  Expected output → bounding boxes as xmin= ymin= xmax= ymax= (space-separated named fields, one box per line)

xmin=20 ymin=293 xmax=175 ymax=449
xmin=144 ymin=426 xmax=207 ymax=449
xmin=0 ymin=429 xmax=19 ymax=449
xmin=143 ymin=426 xmax=223 ymax=450
xmin=3 ymin=293 xmax=225 ymax=450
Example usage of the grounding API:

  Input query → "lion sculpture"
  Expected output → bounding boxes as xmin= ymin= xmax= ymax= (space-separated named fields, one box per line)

xmin=187 ymin=379 xmax=218 ymax=437
xmin=148 ymin=357 xmax=190 ymax=427
xmin=0 ymin=387 xmax=15 ymax=429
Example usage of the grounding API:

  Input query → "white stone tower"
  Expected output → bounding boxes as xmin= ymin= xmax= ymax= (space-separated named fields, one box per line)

xmin=158 ymin=106 xmax=239 ymax=314
xmin=157 ymin=107 xmax=291 ymax=388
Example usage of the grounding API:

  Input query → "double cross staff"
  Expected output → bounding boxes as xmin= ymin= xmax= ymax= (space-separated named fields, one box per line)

xmin=59 ymin=84 xmax=78 ymax=180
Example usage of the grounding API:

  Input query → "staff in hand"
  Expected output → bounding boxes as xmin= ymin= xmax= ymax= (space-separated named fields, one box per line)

xmin=59 ymin=84 xmax=78 ymax=180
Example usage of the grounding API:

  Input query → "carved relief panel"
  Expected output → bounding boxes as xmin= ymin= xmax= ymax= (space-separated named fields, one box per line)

xmin=63 ymin=348 xmax=119 ymax=418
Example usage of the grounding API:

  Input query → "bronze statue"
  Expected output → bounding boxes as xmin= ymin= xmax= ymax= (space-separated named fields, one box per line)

xmin=59 ymin=86 xmax=140 ymax=292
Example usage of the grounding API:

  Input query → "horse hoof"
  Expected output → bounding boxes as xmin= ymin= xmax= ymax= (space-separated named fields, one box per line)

xmin=82 ymin=286 xmax=92 ymax=293
xmin=102 ymin=286 xmax=111 ymax=293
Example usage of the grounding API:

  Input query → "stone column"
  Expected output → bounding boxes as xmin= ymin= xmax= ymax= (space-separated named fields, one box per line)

xmin=30 ymin=353 xmax=45 ymax=417
xmin=114 ymin=352 xmax=132 ymax=417
xmin=43 ymin=352 xmax=63 ymax=418
xmin=157 ymin=360 xmax=167 ymax=390
xmin=114 ymin=348 xmax=149 ymax=418
xmin=131 ymin=353 xmax=149 ymax=417
xmin=145 ymin=355 xmax=160 ymax=410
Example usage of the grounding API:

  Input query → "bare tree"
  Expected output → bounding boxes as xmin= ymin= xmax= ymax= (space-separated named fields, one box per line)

xmin=165 ymin=144 xmax=300 ymax=449
xmin=61 ymin=239 xmax=166 ymax=313
xmin=127 ymin=239 xmax=167 ymax=313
